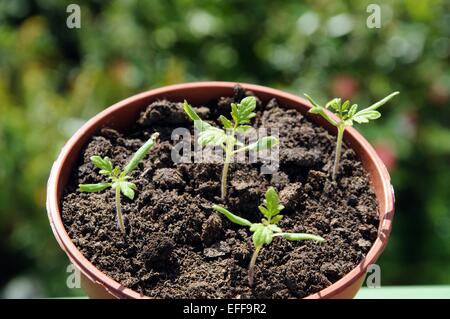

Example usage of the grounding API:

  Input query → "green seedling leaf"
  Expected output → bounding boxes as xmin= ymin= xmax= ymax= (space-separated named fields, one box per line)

xmin=341 ymin=100 xmax=350 ymax=112
xmin=278 ymin=233 xmax=325 ymax=242
xmin=112 ymin=166 xmax=120 ymax=176
xmin=250 ymin=223 xmax=263 ymax=232
xmin=252 ymin=224 xmax=273 ymax=247
xmin=247 ymin=136 xmax=279 ymax=152
xmin=123 ymin=133 xmax=159 ymax=175
xmin=270 ymin=214 xmax=283 ymax=224
xmin=253 ymin=136 xmax=279 ymax=152
xmin=212 ymin=205 xmax=252 ymax=227
xmin=231 ymin=96 xmax=257 ymax=125
xmin=352 ymin=110 xmax=381 ymax=124
xmin=218 ymin=115 xmax=233 ymax=129
xmin=363 ymin=91 xmax=400 ymax=112
xmin=348 ymin=104 xmax=358 ymax=117
xmin=90 ymin=155 xmax=104 ymax=168
xmin=79 ymin=182 xmax=111 ymax=192
xmin=326 ymin=98 xmax=341 ymax=111
xmin=183 ymin=100 xmax=212 ymax=132
xmin=260 ymin=186 xmax=284 ymax=220
xmin=198 ymin=126 xmax=227 ymax=146
xmin=236 ymin=125 xmax=253 ymax=134
xmin=183 ymin=100 xmax=201 ymax=121
xmin=230 ymin=103 xmax=239 ymax=125
xmin=258 ymin=205 xmax=270 ymax=219
xmin=240 ymin=96 xmax=257 ymax=109
xmin=267 ymin=224 xmax=282 ymax=233
xmin=90 ymin=156 xmax=113 ymax=172
xmin=119 ymin=181 xmax=136 ymax=200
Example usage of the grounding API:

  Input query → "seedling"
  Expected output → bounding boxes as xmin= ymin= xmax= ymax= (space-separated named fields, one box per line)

xmin=212 ymin=187 xmax=324 ymax=286
xmin=304 ymin=92 xmax=399 ymax=180
xmin=184 ymin=96 xmax=279 ymax=199
xmin=79 ymin=132 xmax=159 ymax=234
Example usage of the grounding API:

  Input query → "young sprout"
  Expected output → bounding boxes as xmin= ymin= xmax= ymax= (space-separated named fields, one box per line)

xmin=79 ymin=132 xmax=159 ymax=234
xmin=212 ymin=187 xmax=324 ymax=286
xmin=304 ymin=92 xmax=399 ymax=180
xmin=184 ymin=96 xmax=279 ymax=199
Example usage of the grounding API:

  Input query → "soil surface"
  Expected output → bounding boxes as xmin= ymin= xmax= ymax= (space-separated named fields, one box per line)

xmin=61 ymin=85 xmax=379 ymax=298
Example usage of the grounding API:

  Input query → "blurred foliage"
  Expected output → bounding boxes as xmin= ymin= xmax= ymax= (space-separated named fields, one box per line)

xmin=0 ymin=0 xmax=449 ymax=297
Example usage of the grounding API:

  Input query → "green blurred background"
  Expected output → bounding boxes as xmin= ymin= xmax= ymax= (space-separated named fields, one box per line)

xmin=0 ymin=0 xmax=449 ymax=297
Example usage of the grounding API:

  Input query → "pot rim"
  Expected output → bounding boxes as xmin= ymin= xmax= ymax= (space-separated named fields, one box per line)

xmin=46 ymin=81 xmax=394 ymax=299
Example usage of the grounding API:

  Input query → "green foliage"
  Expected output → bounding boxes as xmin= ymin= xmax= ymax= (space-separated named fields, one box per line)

xmin=213 ymin=187 xmax=324 ymax=285
xmin=184 ymin=97 xmax=279 ymax=199
xmin=258 ymin=186 xmax=285 ymax=223
xmin=305 ymin=92 xmax=399 ymax=180
xmin=124 ymin=136 xmax=161 ymax=175
xmin=210 ymin=205 xmax=252 ymax=227
xmin=79 ymin=133 xmax=159 ymax=234
xmin=231 ymin=96 xmax=257 ymax=125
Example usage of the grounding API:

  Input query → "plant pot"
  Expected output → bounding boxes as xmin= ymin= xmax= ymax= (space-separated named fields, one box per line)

xmin=47 ymin=81 xmax=394 ymax=299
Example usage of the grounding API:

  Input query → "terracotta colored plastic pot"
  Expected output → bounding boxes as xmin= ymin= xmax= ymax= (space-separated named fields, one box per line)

xmin=47 ymin=82 xmax=395 ymax=299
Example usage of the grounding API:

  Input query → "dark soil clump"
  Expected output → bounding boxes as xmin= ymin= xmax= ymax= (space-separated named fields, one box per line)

xmin=61 ymin=85 xmax=379 ymax=298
